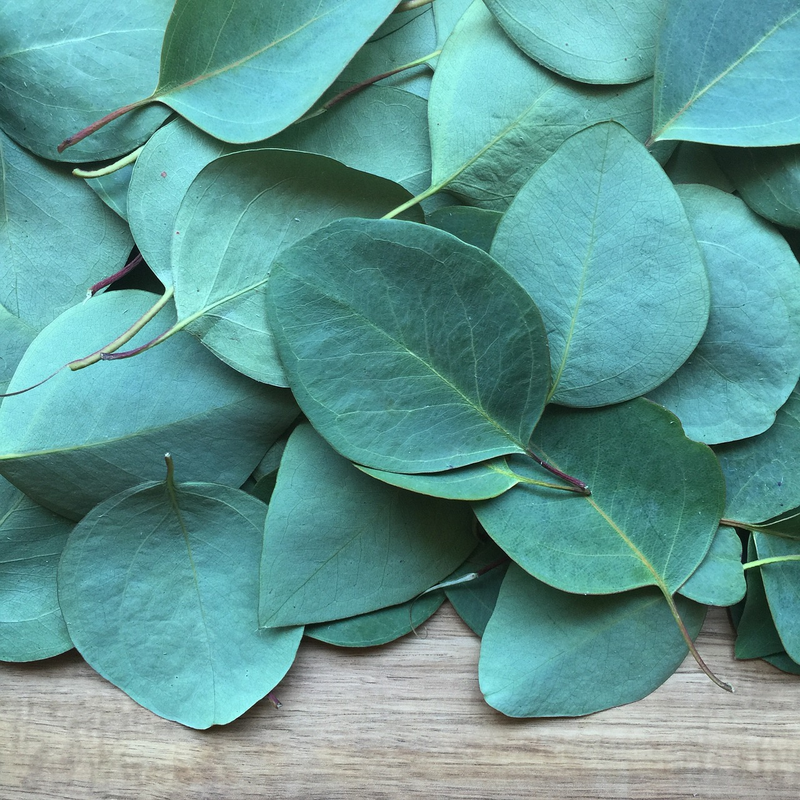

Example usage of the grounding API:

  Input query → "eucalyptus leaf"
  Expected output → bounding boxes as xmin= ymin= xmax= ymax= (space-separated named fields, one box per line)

xmin=715 ymin=387 xmax=800 ymax=524
xmin=491 ymin=122 xmax=710 ymax=407
xmin=648 ymin=185 xmax=800 ymax=443
xmin=131 ymin=0 xmax=400 ymax=144
xmin=428 ymin=1 xmax=669 ymax=210
xmin=716 ymin=146 xmax=800 ymax=229
xmin=652 ymin=0 xmax=800 ymax=146
xmin=479 ymin=565 xmax=706 ymax=717
xmin=474 ymin=399 xmax=725 ymax=595
xmin=58 ymin=478 xmax=303 ymax=729
xmin=664 ymin=143 xmax=734 ymax=191
xmin=483 ymin=0 xmax=662 ymax=84
xmin=764 ymin=652 xmax=800 ymax=675
xmin=172 ymin=149 xmax=421 ymax=385
xmin=444 ymin=539 xmax=509 ymax=636
xmin=735 ymin=537 xmax=784 ymax=660
xmin=753 ymin=531 xmax=800 ymax=662
xmin=678 ymin=526 xmax=745 ymax=607
xmin=259 ymin=424 xmax=477 ymax=628
xmin=357 ymin=459 xmax=518 ymax=501
xmin=433 ymin=0 xmax=474 ymax=51
xmin=305 ymin=593 xmax=445 ymax=648
xmin=84 ymin=163 xmax=135 ymax=220
xmin=427 ymin=206 xmax=502 ymax=252
xmin=0 ymin=1 xmax=172 ymax=161
xmin=1 ymin=129 xmax=133 ymax=332
xmin=0 ymin=477 xmax=72 ymax=662
xmin=0 ymin=291 xmax=298 ymax=519
xmin=0 ymin=307 xmax=34 ymax=395
xmin=266 ymin=217 xmax=551 ymax=473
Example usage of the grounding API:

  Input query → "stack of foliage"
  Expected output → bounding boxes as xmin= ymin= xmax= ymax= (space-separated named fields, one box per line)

xmin=1 ymin=0 xmax=800 ymax=729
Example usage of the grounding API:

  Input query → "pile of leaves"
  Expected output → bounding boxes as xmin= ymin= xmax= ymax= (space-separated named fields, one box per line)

xmin=2 ymin=0 xmax=800 ymax=728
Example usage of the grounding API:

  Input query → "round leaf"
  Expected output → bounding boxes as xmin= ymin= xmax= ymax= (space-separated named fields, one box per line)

xmin=483 ymin=0 xmax=662 ymax=84
xmin=58 ymin=479 xmax=303 ymax=728
xmin=648 ymin=185 xmax=800 ymax=443
xmin=259 ymin=424 xmax=477 ymax=627
xmin=0 ymin=291 xmax=298 ymax=519
xmin=491 ymin=122 xmax=710 ymax=407
xmin=479 ymin=564 xmax=706 ymax=717
xmin=266 ymin=218 xmax=551 ymax=473
xmin=679 ymin=526 xmax=745 ymax=607
xmin=474 ymin=400 xmax=726 ymax=595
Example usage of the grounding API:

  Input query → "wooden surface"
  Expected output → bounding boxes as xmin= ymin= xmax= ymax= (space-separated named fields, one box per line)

xmin=2 ymin=604 xmax=799 ymax=799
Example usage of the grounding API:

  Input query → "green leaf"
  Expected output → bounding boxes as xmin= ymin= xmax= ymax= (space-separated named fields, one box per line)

xmin=0 ymin=307 xmax=35 ymax=395
xmin=735 ymin=536 xmax=785 ymax=659
xmin=305 ymin=593 xmax=445 ymax=648
xmin=172 ymin=149 xmax=421 ymax=385
xmin=491 ymin=122 xmax=710 ymax=407
xmin=427 ymin=206 xmax=503 ymax=252
xmin=0 ymin=291 xmax=298 ymax=519
xmin=433 ymin=0 xmax=474 ymax=51
xmin=357 ymin=459 xmax=518 ymax=501
xmin=57 ymin=478 xmax=303 ymax=728
xmin=479 ymin=564 xmax=706 ymax=717
xmin=146 ymin=0 xmax=400 ymax=143
xmin=85 ymin=163 xmax=134 ymax=220
xmin=716 ymin=146 xmax=800 ymax=229
xmin=266 ymin=218 xmax=551 ymax=473
xmin=679 ymin=526 xmax=745 ymax=607
xmin=753 ymin=531 xmax=800 ymax=662
xmin=715 ymin=387 xmax=800 ymax=524
xmin=652 ymin=0 xmax=800 ymax=146
xmin=648 ymin=185 xmax=800 ymax=443
xmin=259 ymin=424 xmax=477 ymax=628
xmin=428 ymin=1 xmax=669 ymax=210
xmin=444 ymin=539 xmax=509 ymax=636
xmin=1 ymin=130 xmax=133 ymax=332
xmin=474 ymin=400 xmax=726 ymax=595
xmin=0 ymin=477 xmax=72 ymax=662
xmin=483 ymin=0 xmax=662 ymax=84
xmin=663 ymin=143 xmax=734 ymax=191
xmin=764 ymin=652 xmax=800 ymax=675
xmin=0 ymin=0 xmax=172 ymax=161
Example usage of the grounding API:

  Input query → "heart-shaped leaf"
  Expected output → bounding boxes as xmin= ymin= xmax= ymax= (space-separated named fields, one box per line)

xmin=479 ymin=564 xmax=706 ymax=717
xmin=491 ymin=122 xmax=710 ymax=407
xmin=259 ymin=424 xmax=477 ymax=628
xmin=57 ymin=476 xmax=303 ymax=728
xmin=474 ymin=399 xmax=725 ymax=595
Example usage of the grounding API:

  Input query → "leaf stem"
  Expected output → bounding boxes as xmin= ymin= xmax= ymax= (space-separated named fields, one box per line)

xmin=72 ymin=145 xmax=144 ymax=178
xmin=743 ymin=554 xmax=800 ymax=571
xmin=525 ymin=448 xmax=590 ymax=495
xmin=164 ymin=452 xmax=176 ymax=493
xmin=57 ymin=98 xmax=150 ymax=154
xmin=395 ymin=0 xmax=435 ymax=11
xmin=86 ymin=254 xmax=143 ymax=297
xmin=382 ymin=182 xmax=447 ymax=219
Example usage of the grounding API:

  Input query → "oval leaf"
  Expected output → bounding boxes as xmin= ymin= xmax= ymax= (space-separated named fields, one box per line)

xmin=267 ymin=217 xmax=551 ymax=472
xmin=491 ymin=122 xmax=710 ymax=407
xmin=259 ymin=424 xmax=477 ymax=628
xmin=58 ymin=479 xmax=303 ymax=728
xmin=474 ymin=400 xmax=726 ymax=595
xmin=653 ymin=0 xmax=800 ymax=146
xmin=483 ymin=0 xmax=662 ymax=84
xmin=479 ymin=564 xmax=706 ymax=717
xmin=0 ymin=291 xmax=298 ymax=519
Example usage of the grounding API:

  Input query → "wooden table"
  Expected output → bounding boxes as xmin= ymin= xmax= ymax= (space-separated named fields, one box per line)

xmin=2 ymin=604 xmax=798 ymax=799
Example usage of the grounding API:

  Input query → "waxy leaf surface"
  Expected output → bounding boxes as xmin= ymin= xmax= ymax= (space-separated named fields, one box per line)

xmin=173 ymin=149 xmax=420 ymax=385
xmin=474 ymin=400 xmax=725 ymax=595
xmin=428 ymin=1 xmax=666 ymax=210
xmin=653 ymin=0 xmax=800 ymax=146
xmin=715 ymin=388 xmax=800 ymax=524
xmin=58 ymin=480 xmax=303 ymax=729
xmin=259 ymin=425 xmax=476 ymax=628
xmin=649 ymin=185 xmax=800 ymax=443
xmin=0 ymin=291 xmax=298 ymax=519
xmin=491 ymin=123 xmax=710 ymax=407
xmin=483 ymin=0 xmax=662 ymax=84
xmin=717 ymin=146 xmax=800 ymax=229
xmin=267 ymin=218 xmax=551 ymax=473
xmin=479 ymin=565 xmax=705 ymax=717
xmin=679 ymin=526 xmax=745 ymax=607
xmin=427 ymin=206 xmax=503 ymax=252
xmin=150 ymin=0 xmax=399 ymax=142
xmin=0 ymin=477 xmax=72 ymax=661
xmin=0 ymin=0 xmax=172 ymax=161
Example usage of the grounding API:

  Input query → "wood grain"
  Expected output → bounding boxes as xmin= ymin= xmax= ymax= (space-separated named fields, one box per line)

xmin=1 ymin=604 xmax=798 ymax=799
